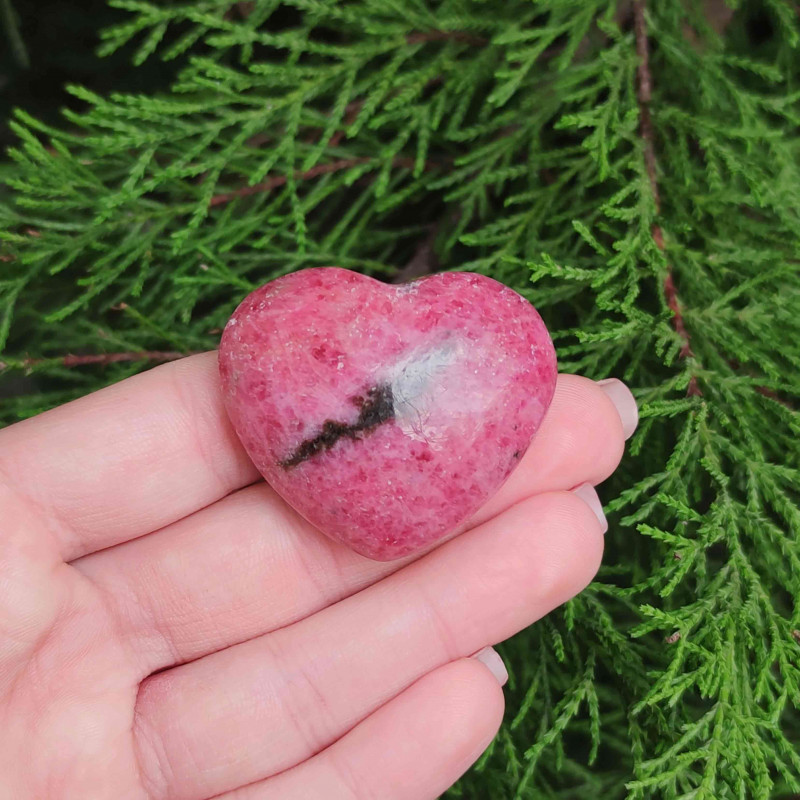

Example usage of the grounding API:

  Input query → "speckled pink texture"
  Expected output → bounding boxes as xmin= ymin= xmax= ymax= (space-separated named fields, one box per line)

xmin=219 ymin=268 xmax=557 ymax=560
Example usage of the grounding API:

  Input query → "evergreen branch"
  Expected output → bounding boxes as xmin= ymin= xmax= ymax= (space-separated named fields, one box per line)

xmin=633 ymin=0 xmax=700 ymax=397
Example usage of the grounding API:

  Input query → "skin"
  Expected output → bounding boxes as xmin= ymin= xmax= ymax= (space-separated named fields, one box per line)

xmin=0 ymin=353 xmax=633 ymax=800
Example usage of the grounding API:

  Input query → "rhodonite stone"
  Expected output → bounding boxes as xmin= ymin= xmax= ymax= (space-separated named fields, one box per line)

xmin=219 ymin=268 xmax=557 ymax=560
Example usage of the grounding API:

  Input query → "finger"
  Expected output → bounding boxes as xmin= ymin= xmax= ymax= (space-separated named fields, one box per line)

xmin=471 ymin=373 xmax=634 ymax=525
xmin=132 ymin=489 xmax=604 ymax=800
xmin=0 ymin=353 xmax=258 ymax=561
xmin=218 ymin=656 xmax=505 ymax=800
xmin=77 ymin=374 xmax=626 ymax=673
xmin=77 ymin=374 xmax=627 ymax=673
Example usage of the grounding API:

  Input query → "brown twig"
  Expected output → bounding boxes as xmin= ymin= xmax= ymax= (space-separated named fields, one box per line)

xmin=1 ymin=351 xmax=199 ymax=372
xmin=634 ymin=2 xmax=660 ymax=211
xmin=663 ymin=271 xmax=693 ymax=359
xmin=59 ymin=351 xmax=197 ymax=367
xmin=633 ymin=1 xmax=701 ymax=397
xmin=391 ymin=223 xmax=441 ymax=284
xmin=754 ymin=385 xmax=794 ymax=410
xmin=244 ymin=100 xmax=363 ymax=153
xmin=245 ymin=132 xmax=272 ymax=149
xmin=209 ymin=156 xmax=440 ymax=208
xmin=405 ymin=30 xmax=487 ymax=46
xmin=224 ymin=1 xmax=254 ymax=20
xmin=682 ymin=0 xmax=735 ymax=50
xmin=1 ymin=228 xmax=41 ymax=264
xmin=210 ymin=158 xmax=367 ymax=207
xmin=328 ymin=100 xmax=364 ymax=148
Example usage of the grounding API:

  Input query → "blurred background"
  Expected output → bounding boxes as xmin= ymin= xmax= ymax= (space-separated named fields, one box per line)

xmin=1 ymin=0 xmax=178 ymax=150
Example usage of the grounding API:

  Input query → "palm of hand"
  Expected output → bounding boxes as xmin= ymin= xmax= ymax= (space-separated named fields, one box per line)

xmin=0 ymin=354 xmax=633 ymax=800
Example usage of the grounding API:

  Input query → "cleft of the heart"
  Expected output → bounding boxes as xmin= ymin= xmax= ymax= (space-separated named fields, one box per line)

xmin=219 ymin=267 xmax=557 ymax=560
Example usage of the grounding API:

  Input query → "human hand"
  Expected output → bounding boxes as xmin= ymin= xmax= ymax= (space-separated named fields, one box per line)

xmin=0 ymin=353 xmax=636 ymax=800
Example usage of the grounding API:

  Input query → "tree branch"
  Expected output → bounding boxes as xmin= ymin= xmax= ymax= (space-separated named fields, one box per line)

xmin=327 ymin=100 xmax=364 ymax=148
xmin=390 ymin=222 xmax=441 ymax=284
xmin=633 ymin=0 xmax=701 ymax=397
xmin=209 ymin=156 xmax=440 ymax=208
xmin=754 ymin=385 xmax=794 ymax=410
xmin=634 ymin=2 xmax=660 ymax=212
xmin=224 ymin=1 xmax=254 ymax=21
xmin=0 ymin=351 xmax=199 ymax=372
xmin=663 ymin=269 xmax=693 ymax=360
xmin=405 ymin=30 xmax=487 ymax=46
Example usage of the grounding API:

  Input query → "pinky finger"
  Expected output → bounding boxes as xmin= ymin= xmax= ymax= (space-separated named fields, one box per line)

xmin=222 ymin=654 xmax=507 ymax=800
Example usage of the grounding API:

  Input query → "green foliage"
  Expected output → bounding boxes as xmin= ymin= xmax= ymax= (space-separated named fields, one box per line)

xmin=2 ymin=1 xmax=799 ymax=797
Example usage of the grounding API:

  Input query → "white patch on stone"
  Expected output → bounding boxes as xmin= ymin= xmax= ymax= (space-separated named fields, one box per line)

xmin=388 ymin=341 xmax=462 ymax=447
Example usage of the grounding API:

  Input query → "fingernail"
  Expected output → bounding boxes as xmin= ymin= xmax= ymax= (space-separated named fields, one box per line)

xmin=472 ymin=646 xmax=508 ymax=686
xmin=597 ymin=378 xmax=639 ymax=440
xmin=572 ymin=483 xmax=608 ymax=534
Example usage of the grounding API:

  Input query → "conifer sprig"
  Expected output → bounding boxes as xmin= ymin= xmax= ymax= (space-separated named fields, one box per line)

xmin=1 ymin=1 xmax=799 ymax=797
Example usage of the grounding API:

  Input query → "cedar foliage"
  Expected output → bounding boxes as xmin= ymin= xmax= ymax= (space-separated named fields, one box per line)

xmin=1 ymin=1 xmax=800 ymax=797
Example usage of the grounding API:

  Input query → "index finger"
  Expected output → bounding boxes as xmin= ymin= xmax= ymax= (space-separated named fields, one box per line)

xmin=0 ymin=353 xmax=259 ymax=561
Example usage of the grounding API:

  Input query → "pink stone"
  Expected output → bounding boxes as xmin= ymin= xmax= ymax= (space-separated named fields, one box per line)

xmin=219 ymin=268 xmax=557 ymax=560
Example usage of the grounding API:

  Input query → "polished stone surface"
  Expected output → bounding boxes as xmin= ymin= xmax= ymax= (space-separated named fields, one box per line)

xmin=219 ymin=268 xmax=557 ymax=560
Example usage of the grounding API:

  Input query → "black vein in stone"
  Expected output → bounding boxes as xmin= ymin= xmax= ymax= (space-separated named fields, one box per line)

xmin=279 ymin=384 xmax=395 ymax=469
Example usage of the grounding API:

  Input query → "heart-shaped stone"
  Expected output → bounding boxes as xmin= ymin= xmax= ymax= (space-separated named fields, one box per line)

xmin=219 ymin=268 xmax=556 ymax=560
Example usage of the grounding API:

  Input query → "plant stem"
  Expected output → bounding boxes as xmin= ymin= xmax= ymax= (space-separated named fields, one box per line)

xmin=633 ymin=0 xmax=701 ymax=396
xmin=0 ymin=351 xmax=199 ymax=372
xmin=209 ymin=157 xmax=440 ymax=208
